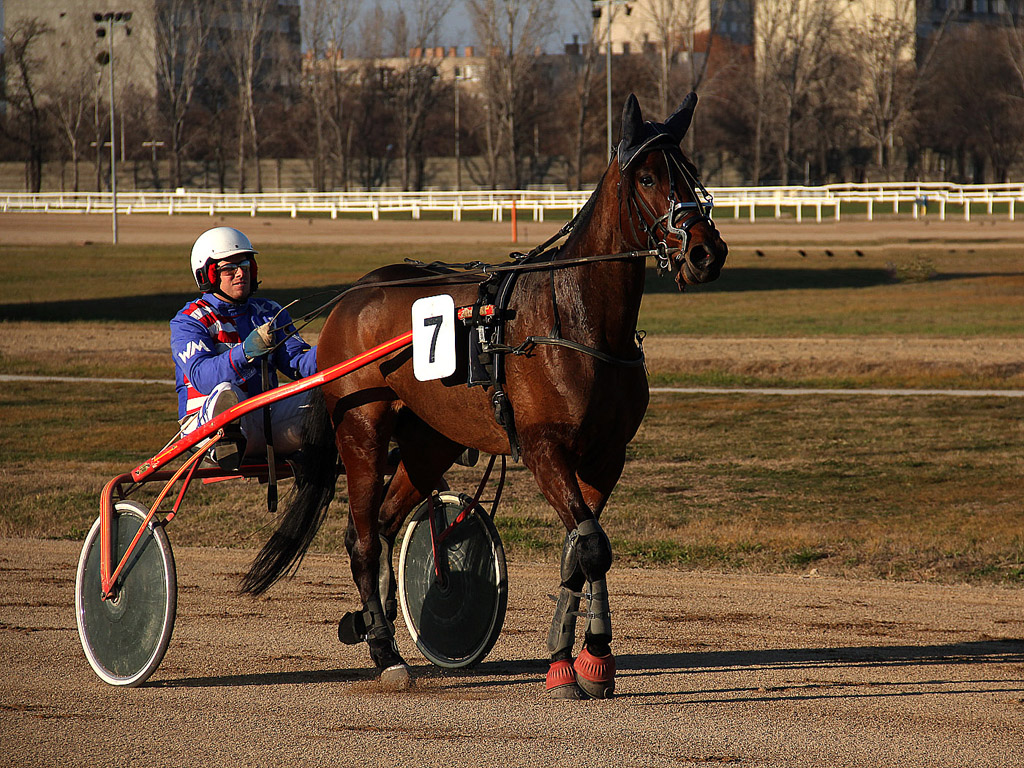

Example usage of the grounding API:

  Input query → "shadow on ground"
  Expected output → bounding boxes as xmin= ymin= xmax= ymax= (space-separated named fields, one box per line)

xmin=146 ymin=639 xmax=1024 ymax=697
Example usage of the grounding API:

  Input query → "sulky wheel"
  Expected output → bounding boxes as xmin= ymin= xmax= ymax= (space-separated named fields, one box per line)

xmin=398 ymin=492 xmax=507 ymax=669
xmin=75 ymin=500 xmax=177 ymax=687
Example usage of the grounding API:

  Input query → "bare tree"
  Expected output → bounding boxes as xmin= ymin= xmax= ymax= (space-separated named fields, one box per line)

xmin=559 ymin=0 xmax=602 ymax=188
xmin=850 ymin=0 xmax=956 ymax=180
xmin=1002 ymin=4 xmax=1024 ymax=97
xmin=217 ymin=0 xmax=273 ymax=192
xmin=754 ymin=0 xmax=846 ymax=184
xmin=152 ymin=0 xmax=210 ymax=189
xmin=468 ymin=0 xmax=555 ymax=188
xmin=917 ymin=25 xmax=1024 ymax=183
xmin=45 ymin=43 xmax=96 ymax=192
xmin=303 ymin=0 xmax=359 ymax=191
xmin=1 ymin=18 xmax=53 ymax=192
xmin=634 ymin=0 xmax=725 ymax=122
xmin=391 ymin=0 xmax=456 ymax=190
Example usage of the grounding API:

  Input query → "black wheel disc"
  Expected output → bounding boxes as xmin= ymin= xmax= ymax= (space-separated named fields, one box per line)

xmin=398 ymin=493 xmax=507 ymax=668
xmin=75 ymin=501 xmax=176 ymax=686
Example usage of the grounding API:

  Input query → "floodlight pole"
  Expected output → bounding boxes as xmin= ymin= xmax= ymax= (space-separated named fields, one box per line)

xmin=95 ymin=11 xmax=132 ymax=245
xmin=107 ymin=26 xmax=118 ymax=245
xmin=454 ymin=67 xmax=462 ymax=192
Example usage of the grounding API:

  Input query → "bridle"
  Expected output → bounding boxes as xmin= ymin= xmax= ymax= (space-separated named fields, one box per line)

xmin=625 ymin=147 xmax=716 ymax=273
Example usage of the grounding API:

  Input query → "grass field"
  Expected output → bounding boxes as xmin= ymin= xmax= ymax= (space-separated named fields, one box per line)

xmin=1 ymin=216 xmax=1022 ymax=584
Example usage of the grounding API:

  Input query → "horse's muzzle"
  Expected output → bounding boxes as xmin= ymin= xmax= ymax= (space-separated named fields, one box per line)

xmin=678 ymin=228 xmax=727 ymax=289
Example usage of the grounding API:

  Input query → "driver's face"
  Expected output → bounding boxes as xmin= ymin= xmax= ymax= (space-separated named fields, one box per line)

xmin=215 ymin=256 xmax=252 ymax=301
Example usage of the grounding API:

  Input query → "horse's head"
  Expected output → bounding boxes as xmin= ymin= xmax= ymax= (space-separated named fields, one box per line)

xmin=616 ymin=92 xmax=728 ymax=290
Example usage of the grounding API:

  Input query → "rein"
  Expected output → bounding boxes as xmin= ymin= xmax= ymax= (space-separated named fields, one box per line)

xmin=269 ymin=150 xmax=714 ymax=371
xmin=271 ymin=244 xmax=662 ymax=355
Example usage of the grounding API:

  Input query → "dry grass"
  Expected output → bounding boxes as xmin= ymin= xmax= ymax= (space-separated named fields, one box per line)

xmin=2 ymin=380 xmax=1021 ymax=584
xmin=2 ymin=222 xmax=1023 ymax=585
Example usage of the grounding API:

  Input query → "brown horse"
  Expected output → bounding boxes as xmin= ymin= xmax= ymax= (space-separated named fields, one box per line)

xmin=241 ymin=93 xmax=728 ymax=698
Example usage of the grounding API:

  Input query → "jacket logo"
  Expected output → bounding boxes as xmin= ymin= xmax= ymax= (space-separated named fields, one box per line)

xmin=177 ymin=340 xmax=210 ymax=363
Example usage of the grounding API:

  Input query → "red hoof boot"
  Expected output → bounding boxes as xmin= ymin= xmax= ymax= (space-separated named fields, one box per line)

xmin=546 ymin=659 xmax=585 ymax=700
xmin=574 ymin=648 xmax=616 ymax=699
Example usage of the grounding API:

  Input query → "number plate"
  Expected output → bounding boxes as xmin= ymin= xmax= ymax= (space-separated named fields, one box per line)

xmin=412 ymin=295 xmax=456 ymax=382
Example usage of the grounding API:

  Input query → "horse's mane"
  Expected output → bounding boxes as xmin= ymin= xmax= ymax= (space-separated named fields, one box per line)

xmin=555 ymin=161 xmax=615 ymax=259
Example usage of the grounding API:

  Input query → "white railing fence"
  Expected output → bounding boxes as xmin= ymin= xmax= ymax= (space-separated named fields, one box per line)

xmin=3 ymin=181 xmax=1023 ymax=223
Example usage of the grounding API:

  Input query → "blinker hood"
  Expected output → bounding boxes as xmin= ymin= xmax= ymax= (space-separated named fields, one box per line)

xmin=617 ymin=92 xmax=697 ymax=171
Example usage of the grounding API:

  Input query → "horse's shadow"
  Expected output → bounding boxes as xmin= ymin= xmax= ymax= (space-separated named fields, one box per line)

xmin=146 ymin=638 xmax=1024 ymax=696
xmin=618 ymin=637 xmax=1024 ymax=675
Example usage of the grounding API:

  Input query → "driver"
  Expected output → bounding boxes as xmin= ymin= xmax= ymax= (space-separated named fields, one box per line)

xmin=171 ymin=226 xmax=318 ymax=469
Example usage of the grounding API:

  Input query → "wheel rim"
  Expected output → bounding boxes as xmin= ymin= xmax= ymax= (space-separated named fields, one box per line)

xmin=399 ymin=493 xmax=507 ymax=668
xmin=75 ymin=501 xmax=176 ymax=686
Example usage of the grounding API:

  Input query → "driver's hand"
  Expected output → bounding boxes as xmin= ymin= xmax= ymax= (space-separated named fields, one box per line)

xmin=242 ymin=322 xmax=273 ymax=360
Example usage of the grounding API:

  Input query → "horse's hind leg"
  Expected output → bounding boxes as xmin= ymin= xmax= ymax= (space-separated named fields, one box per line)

xmin=333 ymin=402 xmax=411 ymax=687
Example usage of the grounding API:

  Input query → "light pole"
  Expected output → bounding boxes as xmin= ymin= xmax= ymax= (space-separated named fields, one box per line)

xmin=454 ymin=66 xmax=465 ymax=192
xmin=94 ymin=11 xmax=132 ymax=245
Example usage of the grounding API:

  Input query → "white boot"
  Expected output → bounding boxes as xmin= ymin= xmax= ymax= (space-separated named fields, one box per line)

xmin=198 ymin=384 xmax=247 ymax=470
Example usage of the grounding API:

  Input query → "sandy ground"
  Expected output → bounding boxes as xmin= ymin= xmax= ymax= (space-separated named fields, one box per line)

xmin=2 ymin=537 xmax=1023 ymax=768
xmin=1 ymin=210 xmax=1023 ymax=248
xmin=3 ymin=212 xmax=1024 ymax=766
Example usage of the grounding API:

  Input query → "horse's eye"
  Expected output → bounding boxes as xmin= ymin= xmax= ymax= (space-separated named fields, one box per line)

xmin=639 ymin=175 xmax=655 ymax=188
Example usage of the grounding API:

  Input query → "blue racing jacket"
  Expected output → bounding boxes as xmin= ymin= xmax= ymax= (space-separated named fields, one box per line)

xmin=170 ymin=292 xmax=318 ymax=418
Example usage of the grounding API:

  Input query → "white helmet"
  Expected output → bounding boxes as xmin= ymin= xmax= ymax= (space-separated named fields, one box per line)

xmin=190 ymin=226 xmax=259 ymax=292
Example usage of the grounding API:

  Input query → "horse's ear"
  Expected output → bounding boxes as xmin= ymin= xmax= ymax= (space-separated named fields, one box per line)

xmin=620 ymin=93 xmax=643 ymax=150
xmin=665 ymin=92 xmax=698 ymax=142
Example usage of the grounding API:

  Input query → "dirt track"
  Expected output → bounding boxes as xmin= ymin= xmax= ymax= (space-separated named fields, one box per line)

xmin=2 ymin=537 xmax=1023 ymax=767
xmin=3 ymin=212 xmax=1024 ymax=765
xmin=2 ymin=209 xmax=1023 ymax=248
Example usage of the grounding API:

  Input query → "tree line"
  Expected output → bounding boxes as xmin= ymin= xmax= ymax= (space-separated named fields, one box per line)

xmin=3 ymin=0 xmax=1024 ymax=193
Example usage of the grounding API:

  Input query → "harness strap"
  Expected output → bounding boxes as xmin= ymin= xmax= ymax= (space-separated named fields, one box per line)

xmin=272 ymin=248 xmax=662 ymax=354
xmin=488 ymin=332 xmax=646 ymax=369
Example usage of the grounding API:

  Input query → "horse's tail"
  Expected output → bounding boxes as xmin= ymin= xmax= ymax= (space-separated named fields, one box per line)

xmin=240 ymin=387 xmax=338 ymax=596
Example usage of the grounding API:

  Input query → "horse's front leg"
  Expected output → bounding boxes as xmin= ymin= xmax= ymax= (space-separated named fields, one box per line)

xmin=529 ymin=445 xmax=620 ymax=699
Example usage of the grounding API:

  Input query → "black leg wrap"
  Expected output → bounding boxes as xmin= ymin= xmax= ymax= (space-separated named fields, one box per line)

xmin=339 ymin=592 xmax=403 ymax=671
xmin=574 ymin=520 xmax=613 ymax=656
xmin=363 ymin=594 xmax=403 ymax=670
xmin=574 ymin=519 xmax=613 ymax=580
xmin=550 ymin=519 xmax=614 ymax=661
xmin=547 ymin=586 xmax=582 ymax=660
xmin=583 ymin=577 xmax=612 ymax=656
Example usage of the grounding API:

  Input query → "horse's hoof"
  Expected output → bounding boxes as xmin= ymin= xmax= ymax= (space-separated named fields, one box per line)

xmin=574 ymin=648 xmax=616 ymax=699
xmin=379 ymin=663 xmax=413 ymax=690
xmin=545 ymin=659 xmax=586 ymax=699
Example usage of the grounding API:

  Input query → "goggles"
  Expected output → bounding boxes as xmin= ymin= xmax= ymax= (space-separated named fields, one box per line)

xmin=215 ymin=259 xmax=252 ymax=276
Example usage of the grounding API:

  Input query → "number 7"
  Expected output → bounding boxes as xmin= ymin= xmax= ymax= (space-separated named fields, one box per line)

xmin=423 ymin=315 xmax=443 ymax=363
